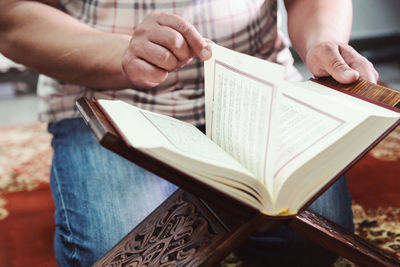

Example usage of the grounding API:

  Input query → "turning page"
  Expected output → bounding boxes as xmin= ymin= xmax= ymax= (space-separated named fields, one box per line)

xmin=205 ymin=44 xmax=283 ymax=192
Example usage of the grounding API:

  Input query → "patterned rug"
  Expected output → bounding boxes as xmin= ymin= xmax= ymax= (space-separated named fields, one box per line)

xmin=347 ymin=125 xmax=400 ymax=259
xmin=0 ymin=123 xmax=52 ymax=220
xmin=0 ymin=123 xmax=399 ymax=266
xmin=0 ymin=123 xmax=55 ymax=266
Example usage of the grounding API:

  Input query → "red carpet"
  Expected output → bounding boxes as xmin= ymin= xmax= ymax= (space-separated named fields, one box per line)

xmin=347 ymin=125 xmax=400 ymax=258
xmin=0 ymin=184 xmax=55 ymax=267
xmin=0 ymin=123 xmax=56 ymax=267
xmin=348 ymin=153 xmax=400 ymax=208
xmin=348 ymin=130 xmax=400 ymax=208
xmin=0 ymin=123 xmax=399 ymax=266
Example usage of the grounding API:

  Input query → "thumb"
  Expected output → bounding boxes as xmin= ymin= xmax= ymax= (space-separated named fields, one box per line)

xmin=323 ymin=48 xmax=359 ymax=84
xmin=340 ymin=69 xmax=359 ymax=84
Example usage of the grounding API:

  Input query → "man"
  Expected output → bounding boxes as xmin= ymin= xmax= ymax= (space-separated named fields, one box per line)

xmin=0 ymin=0 xmax=378 ymax=266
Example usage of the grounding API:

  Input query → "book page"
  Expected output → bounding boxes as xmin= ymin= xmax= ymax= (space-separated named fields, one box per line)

xmin=97 ymin=99 xmax=252 ymax=176
xmin=210 ymin=62 xmax=276 ymax=182
xmin=141 ymin=111 xmax=250 ymax=172
xmin=205 ymin=44 xmax=283 ymax=187
xmin=146 ymin=147 xmax=269 ymax=207
xmin=273 ymin=93 xmax=345 ymax=181
xmin=271 ymin=84 xmax=365 ymax=197
xmin=275 ymin=114 xmax=400 ymax=213
xmin=272 ymin=80 xmax=400 ymax=212
xmin=271 ymin=80 xmax=399 ymax=201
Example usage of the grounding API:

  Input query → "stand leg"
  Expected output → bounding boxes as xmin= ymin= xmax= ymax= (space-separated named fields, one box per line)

xmin=92 ymin=189 xmax=266 ymax=267
xmin=290 ymin=209 xmax=400 ymax=267
xmin=93 ymin=190 xmax=400 ymax=267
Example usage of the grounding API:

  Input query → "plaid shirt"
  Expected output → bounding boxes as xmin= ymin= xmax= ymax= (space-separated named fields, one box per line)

xmin=38 ymin=0 xmax=299 ymax=126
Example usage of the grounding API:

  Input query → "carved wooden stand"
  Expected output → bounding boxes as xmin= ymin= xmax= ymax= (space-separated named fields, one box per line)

xmin=77 ymin=78 xmax=400 ymax=267
xmin=93 ymin=190 xmax=256 ymax=267
xmin=92 ymin=189 xmax=400 ymax=267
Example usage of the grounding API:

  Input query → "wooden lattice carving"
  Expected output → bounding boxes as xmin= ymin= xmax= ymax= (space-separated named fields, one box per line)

xmin=94 ymin=190 xmax=224 ymax=267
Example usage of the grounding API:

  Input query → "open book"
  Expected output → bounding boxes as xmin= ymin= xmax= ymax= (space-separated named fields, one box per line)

xmin=95 ymin=44 xmax=400 ymax=216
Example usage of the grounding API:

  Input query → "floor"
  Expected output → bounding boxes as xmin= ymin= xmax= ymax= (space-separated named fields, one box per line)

xmin=0 ymin=95 xmax=38 ymax=127
xmin=0 ymin=57 xmax=399 ymax=128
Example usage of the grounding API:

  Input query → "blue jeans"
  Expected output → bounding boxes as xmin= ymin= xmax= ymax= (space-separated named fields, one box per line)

xmin=48 ymin=118 xmax=353 ymax=266
xmin=237 ymin=176 xmax=354 ymax=266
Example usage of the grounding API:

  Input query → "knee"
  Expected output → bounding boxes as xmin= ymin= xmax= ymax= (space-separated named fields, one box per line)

xmin=238 ymin=226 xmax=339 ymax=266
xmin=53 ymin=211 xmax=133 ymax=267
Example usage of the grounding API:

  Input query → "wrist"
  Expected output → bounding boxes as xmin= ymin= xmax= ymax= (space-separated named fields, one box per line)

xmin=302 ymin=31 xmax=348 ymax=60
xmin=91 ymin=33 xmax=133 ymax=89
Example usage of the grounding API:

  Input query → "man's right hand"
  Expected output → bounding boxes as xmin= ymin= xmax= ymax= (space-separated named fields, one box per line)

xmin=122 ymin=12 xmax=212 ymax=88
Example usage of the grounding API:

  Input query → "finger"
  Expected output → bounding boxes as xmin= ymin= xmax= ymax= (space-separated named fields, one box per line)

xmin=372 ymin=68 xmax=379 ymax=83
xmin=175 ymin=57 xmax=193 ymax=70
xmin=155 ymin=12 xmax=211 ymax=60
xmin=321 ymin=45 xmax=359 ymax=84
xmin=340 ymin=46 xmax=379 ymax=83
xmin=136 ymin=41 xmax=179 ymax=71
xmin=122 ymin=56 xmax=168 ymax=88
xmin=350 ymin=60 xmax=378 ymax=83
xmin=148 ymin=26 xmax=191 ymax=61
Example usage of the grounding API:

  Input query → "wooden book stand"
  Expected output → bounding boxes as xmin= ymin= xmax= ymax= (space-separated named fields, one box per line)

xmin=76 ymin=78 xmax=400 ymax=267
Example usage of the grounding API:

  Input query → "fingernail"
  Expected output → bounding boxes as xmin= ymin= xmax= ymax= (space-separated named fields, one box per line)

xmin=201 ymin=46 xmax=212 ymax=60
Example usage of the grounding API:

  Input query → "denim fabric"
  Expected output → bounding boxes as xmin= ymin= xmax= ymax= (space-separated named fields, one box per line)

xmin=48 ymin=118 xmax=353 ymax=266
xmin=48 ymin=118 xmax=178 ymax=266
xmin=237 ymin=176 xmax=354 ymax=266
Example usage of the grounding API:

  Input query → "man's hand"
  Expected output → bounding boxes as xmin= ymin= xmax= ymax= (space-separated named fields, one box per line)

xmin=304 ymin=41 xmax=378 ymax=84
xmin=285 ymin=0 xmax=379 ymax=85
xmin=122 ymin=12 xmax=211 ymax=88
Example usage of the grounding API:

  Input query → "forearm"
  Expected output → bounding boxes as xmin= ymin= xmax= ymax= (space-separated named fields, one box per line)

xmin=0 ymin=1 xmax=132 ymax=89
xmin=285 ymin=0 xmax=352 ymax=61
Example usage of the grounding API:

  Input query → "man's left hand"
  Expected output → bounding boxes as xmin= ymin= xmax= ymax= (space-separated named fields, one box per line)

xmin=304 ymin=41 xmax=379 ymax=84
